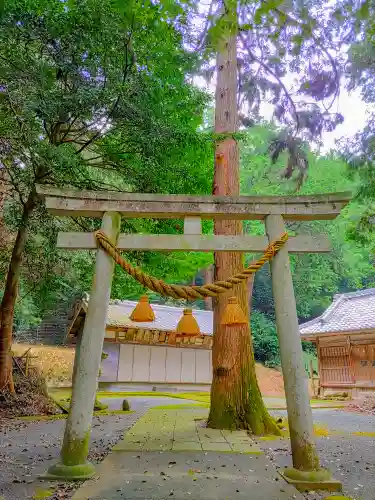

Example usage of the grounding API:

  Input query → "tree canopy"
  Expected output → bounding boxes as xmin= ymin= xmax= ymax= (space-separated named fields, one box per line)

xmin=8 ymin=124 xmax=375 ymax=369
xmin=0 ymin=0 xmax=214 ymax=387
xmin=1 ymin=0 xmax=375 ymax=371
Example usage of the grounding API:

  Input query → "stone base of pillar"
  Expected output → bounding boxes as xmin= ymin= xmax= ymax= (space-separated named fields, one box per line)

xmin=41 ymin=461 xmax=96 ymax=481
xmin=280 ymin=467 xmax=342 ymax=492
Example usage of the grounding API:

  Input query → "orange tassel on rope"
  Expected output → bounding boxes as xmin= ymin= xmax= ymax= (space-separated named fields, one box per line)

xmin=176 ymin=308 xmax=200 ymax=336
xmin=130 ymin=295 xmax=155 ymax=322
xmin=220 ymin=296 xmax=248 ymax=326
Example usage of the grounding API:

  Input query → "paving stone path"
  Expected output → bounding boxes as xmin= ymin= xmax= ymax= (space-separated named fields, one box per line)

xmin=72 ymin=409 xmax=303 ymax=500
xmin=113 ymin=409 xmax=263 ymax=454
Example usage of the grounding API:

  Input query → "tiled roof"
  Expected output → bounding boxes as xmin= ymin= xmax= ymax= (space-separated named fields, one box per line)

xmin=300 ymin=288 xmax=375 ymax=337
xmin=81 ymin=295 xmax=214 ymax=335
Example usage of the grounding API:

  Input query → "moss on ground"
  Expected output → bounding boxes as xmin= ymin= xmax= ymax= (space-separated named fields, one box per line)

xmin=325 ymin=496 xmax=353 ymax=500
xmin=18 ymin=410 xmax=135 ymax=422
xmin=150 ymin=404 xmax=209 ymax=410
xmin=95 ymin=409 xmax=135 ymax=416
xmin=19 ymin=414 xmax=67 ymax=421
xmin=49 ymin=390 xmax=343 ymax=411
xmin=46 ymin=461 xmax=95 ymax=480
xmin=97 ymin=391 xmax=210 ymax=402
xmin=93 ymin=398 xmax=108 ymax=411
xmin=32 ymin=487 xmax=55 ymax=499
xmin=313 ymin=424 xmax=331 ymax=437
xmin=283 ymin=467 xmax=331 ymax=482
xmin=275 ymin=419 xmax=334 ymax=438
xmin=257 ymin=434 xmax=286 ymax=441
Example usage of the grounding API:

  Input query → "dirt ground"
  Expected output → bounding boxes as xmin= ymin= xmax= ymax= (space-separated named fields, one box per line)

xmin=255 ymin=363 xmax=285 ymax=396
xmin=12 ymin=343 xmax=74 ymax=386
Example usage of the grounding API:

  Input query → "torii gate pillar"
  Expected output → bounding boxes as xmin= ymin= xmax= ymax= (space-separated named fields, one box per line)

xmin=46 ymin=212 xmax=121 ymax=479
xmin=266 ymin=215 xmax=318 ymax=472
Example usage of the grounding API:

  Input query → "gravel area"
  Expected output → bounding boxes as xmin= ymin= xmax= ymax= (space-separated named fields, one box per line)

xmin=1 ymin=402 xmax=374 ymax=500
xmin=259 ymin=409 xmax=375 ymax=500
xmin=0 ymin=411 xmax=143 ymax=500
xmin=0 ymin=397 xmax=199 ymax=500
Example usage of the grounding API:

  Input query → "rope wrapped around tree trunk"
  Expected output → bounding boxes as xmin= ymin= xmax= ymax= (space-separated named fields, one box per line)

xmin=94 ymin=230 xmax=288 ymax=300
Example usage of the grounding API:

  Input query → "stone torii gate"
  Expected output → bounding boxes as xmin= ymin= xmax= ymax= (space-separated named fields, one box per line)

xmin=37 ymin=185 xmax=350 ymax=486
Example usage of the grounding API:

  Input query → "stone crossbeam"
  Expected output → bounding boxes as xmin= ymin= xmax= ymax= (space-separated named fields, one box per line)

xmin=57 ymin=232 xmax=331 ymax=253
xmin=37 ymin=185 xmax=351 ymax=221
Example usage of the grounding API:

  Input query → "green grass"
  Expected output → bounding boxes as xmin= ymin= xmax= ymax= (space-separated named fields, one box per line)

xmin=48 ymin=389 xmax=72 ymax=400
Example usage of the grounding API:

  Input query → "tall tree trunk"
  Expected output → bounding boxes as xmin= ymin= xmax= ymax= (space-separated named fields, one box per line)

xmin=207 ymin=5 xmax=280 ymax=435
xmin=0 ymin=189 xmax=36 ymax=392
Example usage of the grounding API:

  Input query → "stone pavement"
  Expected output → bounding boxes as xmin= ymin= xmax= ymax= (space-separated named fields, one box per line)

xmin=112 ymin=409 xmax=263 ymax=453
xmin=72 ymin=409 xmax=303 ymax=499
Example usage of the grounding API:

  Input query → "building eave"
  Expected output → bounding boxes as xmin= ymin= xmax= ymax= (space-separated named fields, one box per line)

xmin=301 ymin=327 xmax=375 ymax=341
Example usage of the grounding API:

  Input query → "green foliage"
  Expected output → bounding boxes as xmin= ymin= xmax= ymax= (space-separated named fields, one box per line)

xmin=241 ymin=126 xmax=375 ymax=365
xmin=197 ymin=0 xmax=343 ymax=140
xmin=0 ymin=0 xmax=213 ymax=330
xmin=8 ymin=123 xmax=374 ymax=369
xmin=251 ymin=311 xmax=280 ymax=367
xmin=2 ymin=0 xmax=373 ymax=374
xmin=339 ymin=12 xmax=375 ymax=251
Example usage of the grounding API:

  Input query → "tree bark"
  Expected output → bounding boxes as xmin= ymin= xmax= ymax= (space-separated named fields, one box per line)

xmin=207 ymin=7 xmax=280 ymax=434
xmin=0 ymin=188 xmax=36 ymax=392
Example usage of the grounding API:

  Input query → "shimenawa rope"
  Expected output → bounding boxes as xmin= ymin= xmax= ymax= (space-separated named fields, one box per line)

xmin=94 ymin=230 xmax=288 ymax=301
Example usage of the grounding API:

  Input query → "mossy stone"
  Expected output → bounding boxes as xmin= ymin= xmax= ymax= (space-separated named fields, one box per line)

xmin=122 ymin=399 xmax=130 ymax=411
xmin=283 ymin=467 xmax=331 ymax=482
xmin=43 ymin=461 xmax=96 ymax=480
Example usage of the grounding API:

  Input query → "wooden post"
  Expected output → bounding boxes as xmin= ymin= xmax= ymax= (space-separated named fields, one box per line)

xmin=316 ymin=337 xmax=322 ymax=393
xmin=203 ymin=265 xmax=214 ymax=310
xmin=25 ymin=351 xmax=30 ymax=377
xmin=46 ymin=212 xmax=121 ymax=480
xmin=265 ymin=214 xmax=320 ymax=473
xmin=348 ymin=336 xmax=355 ymax=384
xmin=309 ymin=359 xmax=317 ymax=398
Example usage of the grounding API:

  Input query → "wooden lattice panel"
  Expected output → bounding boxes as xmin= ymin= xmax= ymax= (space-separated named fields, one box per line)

xmin=321 ymin=346 xmax=350 ymax=357
xmin=319 ymin=344 xmax=351 ymax=384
